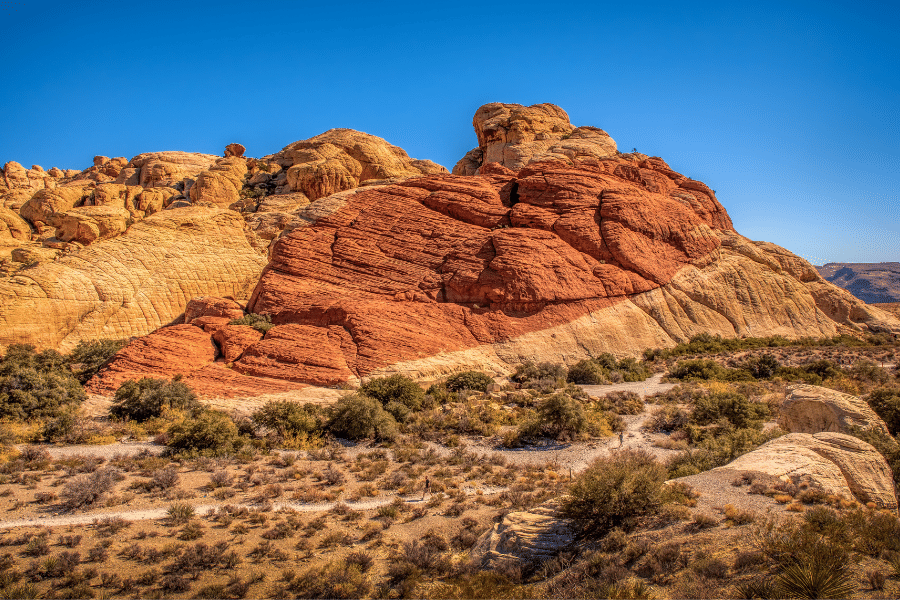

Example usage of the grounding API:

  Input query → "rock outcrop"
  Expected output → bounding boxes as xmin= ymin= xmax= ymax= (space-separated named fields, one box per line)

xmin=0 ymin=207 xmax=267 ymax=352
xmin=453 ymin=103 xmax=617 ymax=175
xmin=780 ymin=384 xmax=890 ymax=435
xmin=471 ymin=501 xmax=574 ymax=568
xmin=5 ymin=102 xmax=899 ymax=399
xmin=716 ymin=432 xmax=898 ymax=510
xmin=268 ymin=129 xmax=447 ymax=200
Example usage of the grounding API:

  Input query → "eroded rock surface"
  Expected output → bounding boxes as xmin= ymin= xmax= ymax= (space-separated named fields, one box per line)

xmin=0 ymin=207 xmax=266 ymax=352
xmin=780 ymin=384 xmax=890 ymax=435
xmin=471 ymin=501 xmax=574 ymax=569
xmin=717 ymin=432 xmax=898 ymax=510
xmin=453 ymin=103 xmax=617 ymax=174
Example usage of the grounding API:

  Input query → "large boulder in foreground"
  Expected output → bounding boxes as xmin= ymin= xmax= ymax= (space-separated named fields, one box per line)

xmin=780 ymin=384 xmax=890 ymax=435
xmin=716 ymin=432 xmax=897 ymax=510
xmin=471 ymin=501 xmax=574 ymax=569
xmin=0 ymin=207 xmax=267 ymax=352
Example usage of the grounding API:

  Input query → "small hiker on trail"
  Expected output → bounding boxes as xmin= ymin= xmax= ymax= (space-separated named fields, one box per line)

xmin=423 ymin=477 xmax=430 ymax=500
xmin=618 ymin=431 xmax=624 ymax=448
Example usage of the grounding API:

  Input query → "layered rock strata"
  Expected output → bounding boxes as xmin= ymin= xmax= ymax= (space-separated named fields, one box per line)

xmin=0 ymin=208 xmax=267 ymax=352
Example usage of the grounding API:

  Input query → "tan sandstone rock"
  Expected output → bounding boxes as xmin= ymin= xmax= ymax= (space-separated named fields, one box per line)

xmin=453 ymin=103 xmax=617 ymax=175
xmin=471 ymin=501 xmax=574 ymax=568
xmin=124 ymin=151 xmax=219 ymax=189
xmin=780 ymin=384 xmax=890 ymax=435
xmin=0 ymin=207 xmax=32 ymax=242
xmin=19 ymin=182 xmax=94 ymax=227
xmin=718 ymin=432 xmax=898 ymax=510
xmin=224 ymin=143 xmax=246 ymax=158
xmin=189 ymin=157 xmax=248 ymax=208
xmin=1 ymin=189 xmax=34 ymax=212
xmin=270 ymin=129 xmax=447 ymax=201
xmin=54 ymin=206 xmax=133 ymax=245
xmin=0 ymin=207 xmax=267 ymax=352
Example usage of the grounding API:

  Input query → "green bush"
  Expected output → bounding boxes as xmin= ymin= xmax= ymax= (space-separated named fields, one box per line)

xmin=251 ymin=401 xmax=322 ymax=438
xmin=360 ymin=374 xmax=426 ymax=412
xmin=561 ymin=449 xmax=668 ymax=537
xmin=227 ymin=313 xmax=274 ymax=333
xmin=528 ymin=392 xmax=587 ymax=440
xmin=667 ymin=427 xmax=781 ymax=477
xmin=801 ymin=359 xmax=843 ymax=380
xmin=0 ymin=344 xmax=85 ymax=421
xmin=167 ymin=410 xmax=243 ymax=455
xmin=511 ymin=361 xmax=567 ymax=384
xmin=67 ymin=338 xmax=128 ymax=384
xmin=444 ymin=371 xmax=493 ymax=393
xmin=668 ymin=359 xmax=728 ymax=381
xmin=743 ymin=353 xmax=781 ymax=379
xmin=567 ymin=359 xmax=609 ymax=384
xmin=866 ymin=388 xmax=900 ymax=435
xmin=110 ymin=377 xmax=199 ymax=422
xmin=327 ymin=394 xmax=399 ymax=441
xmin=691 ymin=392 xmax=769 ymax=429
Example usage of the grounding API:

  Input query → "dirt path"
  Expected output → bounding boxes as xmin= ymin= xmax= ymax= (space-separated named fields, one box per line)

xmin=0 ymin=485 xmax=505 ymax=530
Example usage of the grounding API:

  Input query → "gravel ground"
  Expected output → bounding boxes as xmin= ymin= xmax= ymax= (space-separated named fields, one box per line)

xmin=20 ymin=441 xmax=164 ymax=460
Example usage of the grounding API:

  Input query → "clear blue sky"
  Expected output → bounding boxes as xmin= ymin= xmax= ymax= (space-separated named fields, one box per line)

xmin=1 ymin=0 xmax=897 ymax=264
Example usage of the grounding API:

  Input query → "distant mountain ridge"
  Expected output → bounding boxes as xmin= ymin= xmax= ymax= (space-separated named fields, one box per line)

xmin=816 ymin=262 xmax=900 ymax=303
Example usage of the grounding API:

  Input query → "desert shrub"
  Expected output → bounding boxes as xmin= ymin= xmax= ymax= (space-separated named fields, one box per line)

xmin=327 ymin=394 xmax=399 ymax=441
xmin=602 ymin=391 xmax=644 ymax=415
xmin=511 ymin=361 xmax=567 ymax=385
xmin=228 ymin=313 xmax=274 ymax=333
xmin=850 ymin=360 xmax=891 ymax=386
xmin=0 ymin=344 xmax=85 ymax=421
xmin=865 ymin=387 xmax=900 ymax=435
xmin=667 ymin=427 xmax=780 ymax=477
xmin=110 ymin=377 xmax=199 ymax=422
xmin=669 ymin=359 xmax=751 ymax=381
xmin=148 ymin=466 xmax=179 ymax=490
xmin=567 ymin=359 xmax=608 ymax=384
xmin=290 ymin=560 xmax=371 ymax=598
xmin=251 ymin=401 xmax=323 ymax=439
xmin=743 ymin=353 xmax=781 ymax=379
xmin=67 ymin=339 xmax=128 ymax=384
xmin=842 ymin=507 xmax=900 ymax=556
xmin=360 ymin=374 xmax=426 ymax=412
xmin=691 ymin=392 xmax=769 ymax=429
xmin=801 ymin=359 xmax=843 ymax=380
xmin=166 ymin=410 xmax=243 ymax=455
xmin=61 ymin=466 xmax=120 ymax=508
xmin=444 ymin=371 xmax=493 ymax=393
xmin=523 ymin=392 xmax=586 ymax=440
xmin=644 ymin=405 xmax=690 ymax=433
xmin=561 ymin=449 xmax=667 ymax=537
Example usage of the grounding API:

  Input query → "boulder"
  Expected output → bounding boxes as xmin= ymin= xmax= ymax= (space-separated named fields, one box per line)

xmin=2 ymin=161 xmax=52 ymax=192
xmin=0 ymin=207 xmax=267 ymax=353
xmin=1 ymin=189 xmax=34 ymax=211
xmin=718 ymin=432 xmax=898 ymax=510
xmin=780 ymin=384 xmax=890 ymax=435
xmin=188 ymin=157 xmax=248 ymax=208
xmin=88 ymin=183 xmax=143 ymax=213
xmin=135 ymin=187 xmax=180 ymax=215
xmin=10 ymin=247 xmax=59 ymax=264
xmin=19 ymin=182 xmax=94 ymax=226
xmin=213 ymin=325 xmax=264 ymax=362
xmin=71 ymin=156 xmax=128 ymax=183
xmin=224 ymin=143 xmax=246 ymax=158
xmin=471 ymin=501 xmax=574 ymax=569
xmin=54 ymin=206 xmax=133 ymax=245
xmin=184 ymin=296 xmax=245 ymax=323
xmin=272 ymin=128 xmax=447 ymax=201
xmin=0 ymin=207 xmax=32 ymax=241
xmin=453 ymin=103 xmax=617 ymax=175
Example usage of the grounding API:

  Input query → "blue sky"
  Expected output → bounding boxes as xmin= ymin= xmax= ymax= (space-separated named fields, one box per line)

xmin=1 ymin=0 xmax=897 ymax=264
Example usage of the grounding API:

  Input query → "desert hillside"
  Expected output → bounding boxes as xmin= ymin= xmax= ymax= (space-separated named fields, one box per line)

xmin=817 ymin=262 xmax=900 ymax=303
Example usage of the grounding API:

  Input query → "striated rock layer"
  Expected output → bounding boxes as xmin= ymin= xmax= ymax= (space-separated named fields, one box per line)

xmin=0 ymin=207 xmax=267 ymax=352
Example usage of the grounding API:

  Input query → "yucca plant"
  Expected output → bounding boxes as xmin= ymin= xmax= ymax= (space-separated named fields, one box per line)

xmin=167 ymin=501 xmax=195 ymax=524
xmin=775 ymin=560 xmax=854 ymax=599
xmin=734 ymin=578 xmax=777 ymax=599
